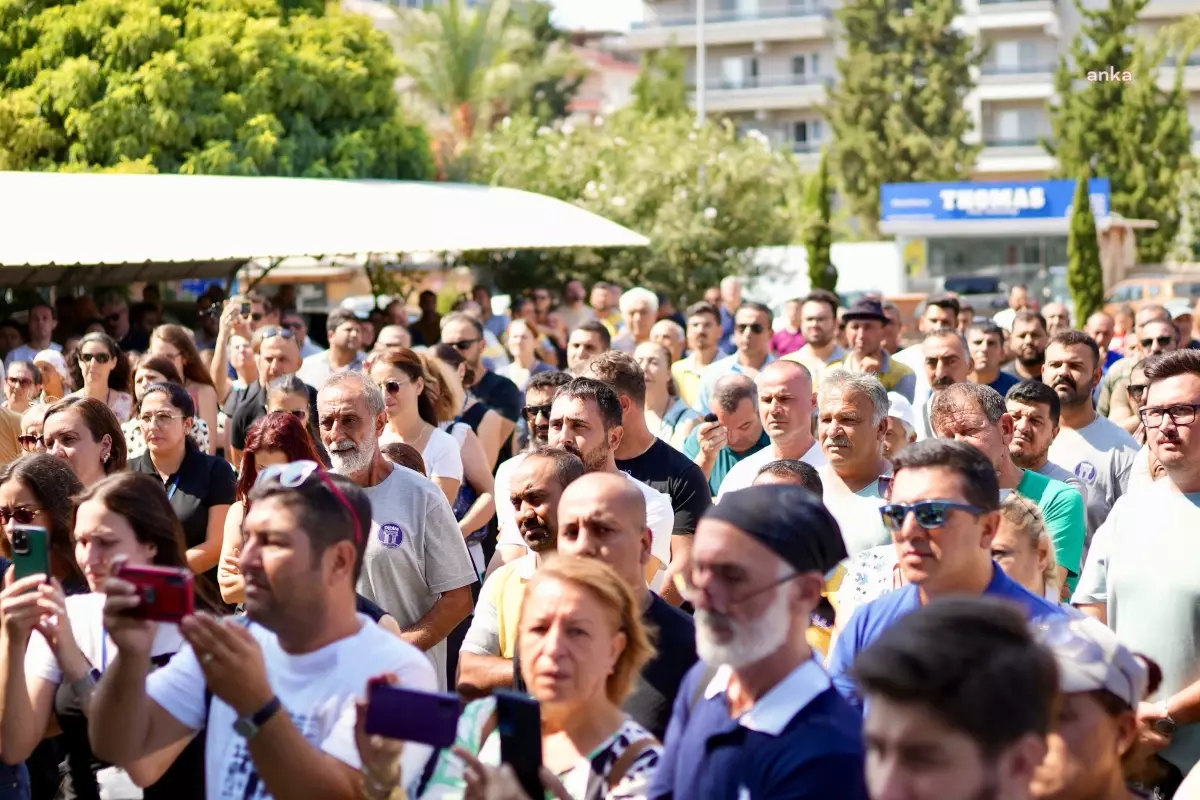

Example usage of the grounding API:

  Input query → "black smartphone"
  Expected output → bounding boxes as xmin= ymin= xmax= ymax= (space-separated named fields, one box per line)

xmin=364 ymin=681 xmax=462 ymax=749
xmin=11 ymin=526 xmax=50 ymax=582
xmin=240 ymin=301 xmax=252 ymax=317
xmin=494 ymin=690 xmax=542 ymax=799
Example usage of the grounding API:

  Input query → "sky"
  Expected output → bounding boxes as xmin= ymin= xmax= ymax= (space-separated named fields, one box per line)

xmin=550 ymin=0 xmax=641 ymax=31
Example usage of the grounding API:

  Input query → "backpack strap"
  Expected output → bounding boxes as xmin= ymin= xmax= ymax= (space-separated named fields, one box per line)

xmin=604 ymin=737 xmax=657 ymax=790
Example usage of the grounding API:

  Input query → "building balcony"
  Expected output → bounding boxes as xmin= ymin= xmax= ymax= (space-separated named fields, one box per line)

xmin=623 ymin=4 xmax=833 ymax=51
xmin=976 ymin=63 xmax=1056 ymax=99
xmin=976 ymin=137 xmax=1056 ymax=174
xmin=791 ymin=140 xmax=825 ymax=153
xmin=1141 ymin=0 xmax=1200 ymax=20
xmin=689 ymin=73 xmax=833 ymax=112
xmin=974 ymin=0 xmax=1059 ymax=34
xmin=1158 ymin=60 xmax=1200 ymax=93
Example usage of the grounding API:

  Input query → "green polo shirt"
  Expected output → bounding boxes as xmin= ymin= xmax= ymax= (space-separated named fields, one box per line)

xmin=684 ymin=428 xmax=771 ymax=496
xmin=1016 ymin=467 xmax=1087 ymax=592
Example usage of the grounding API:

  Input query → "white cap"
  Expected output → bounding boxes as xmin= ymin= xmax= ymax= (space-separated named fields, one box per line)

xmin=886 ymin=392 xmax=916 ymax=431
xmin=34 ymin=350 xmax=70 ymax=381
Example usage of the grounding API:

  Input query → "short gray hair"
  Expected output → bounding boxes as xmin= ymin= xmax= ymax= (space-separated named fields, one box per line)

xmin=923 ymin=329 xmax=969 ymax=354
xmin=712 ymin=373 xmax=757 ymax=415
xmin=930 ymin=382 xmax=1006 ymax=430
xmin=619 ymin=287 xmax=659 ymax=315
xmin=320 ymin=370 xmax=385 ymax=418
xmin=819 ymin=369 xmax=889 ymax=427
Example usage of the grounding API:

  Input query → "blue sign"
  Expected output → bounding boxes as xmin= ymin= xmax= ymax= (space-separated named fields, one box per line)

xmin=881 ymin=179 xmax=1111 ymax=222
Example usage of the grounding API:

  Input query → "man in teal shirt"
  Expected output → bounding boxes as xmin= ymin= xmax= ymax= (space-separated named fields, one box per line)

xmin=931 ymin=382 xmax=1087 ymax=591
xmin=684 ymin=373 xmax=769 ymax=495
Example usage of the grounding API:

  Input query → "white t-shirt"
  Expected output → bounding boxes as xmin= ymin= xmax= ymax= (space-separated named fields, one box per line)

xmin=147 ymin=615 xmax=438 ymax=800
xmin=492 ymin=453 xmax=526 ymax=543
xmin=380 ymin=426 xmax=464 ymax=484
xmin=716 ymin=440 xmax=828 ymax=501
xmin=817 ymin=466 xmax=890 ymax=558
xmin=497 ymin=469 xmax=675 ymax=569
xmin=358 ymin=464 xmax=477 ymax=690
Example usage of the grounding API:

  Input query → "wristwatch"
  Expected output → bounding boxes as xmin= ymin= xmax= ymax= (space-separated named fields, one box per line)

xmin=233 ymin=696 xmax=282 ymax=740
xmin=1153 ymin=701 xmax=1177 ymax=737
xmin=71 ymin=668 xmax=102 ymax=704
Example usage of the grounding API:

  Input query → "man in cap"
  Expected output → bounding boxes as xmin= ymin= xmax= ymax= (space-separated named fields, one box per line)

xmin=649 ymin=485 xmax=868 ymax=800
xmin=883 ymin=391 xmax=918 ymax=459
xmin=831 ymin=298 xmax=916 ymax=403
xmin=855 ymin=598 xmax=1059 ymax=800
xmin=1030 ymin=616 xmax=1151 ymax=800
xmin=828 ymin=439 xmax=1067 ymax=711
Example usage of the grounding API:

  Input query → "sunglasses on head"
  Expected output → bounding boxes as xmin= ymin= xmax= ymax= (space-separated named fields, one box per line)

xmin=255 ymin=460 xmax=363 ymax=544
xmin=736 ymin=323 xmax=765 ymax=334
xmin=258 ymin=327 xmax=295 ymax=342
xmin=18 ymin=434 xmax=44 ymax=451
xmin=879 ymin=500 xmax=988 ymax=532
xmin=80 ymin=352 xmax=112 ymax=364
xmin=0 ymin=505 xmax=41 ymax=525
xmin=1141 ymin=336 xmax=1174 ymax=348
xmin=446 ymin=338 xmax=481 ymax=352
xmin=523 ymin=403 xmax=553 ymax=420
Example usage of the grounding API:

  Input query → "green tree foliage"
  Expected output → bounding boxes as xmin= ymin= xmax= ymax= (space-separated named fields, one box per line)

xmin=1067 ymin=173 xmax=1104 ymax=322
xmin=632 ymin=46 xmax=689 ymax=119
xmin=454 ymin=114 xmax=807 ymax=298
xmin=394 ymin=0 xmax=580 ymax=159
xmin=804 ymin=150 xmax=837 ymax=292
xmin=509 ymin=1 xmax=584 ymax=124
xmin=0 ymin=0 xmax=433 ymax=177
xmin=1049 ymin=0 xmax=1194 ymax=262
xmin=828 ymin=0 xmax=981 ymax=238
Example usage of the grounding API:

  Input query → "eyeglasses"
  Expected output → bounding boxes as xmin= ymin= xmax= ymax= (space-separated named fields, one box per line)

xmin=736 ymin=323 xmax=765 ymax=335
xmin=257 ymin=327 xmax=295 ymax=342
xmin=1140 ymin=336 xmax=1174 ymax=349
xmin=383 ymin=379 xmax=410 ymax=395
xmin=1138 ymin=403 xmax=1200 ymax=429
xmin=138 ymin=412 xmax=185 ymax=427
xmin=879 ymin=500 xmax=988 ymax=533
xmin=1126 ymin=383 xmax=1147 ymax=403
xmin=673 ymin=563 xmax=801 ymax=610
xmin=251 ymin=313 xmax=264 ymax=322
xmin=79 ymin=352 xmax=112 ymax=364
xmin=0 ymin=505 xmax=41 ymax=525
xmin=255 ymin=460 xmax=363 ymax=544
xmin=18 ymin=434 xmax=44 ymax=451
xmin=445 ymin=338 xmax=481 ymax=352
xmin=283 ymin=321 xmax=304 ymax=331
xmin=523 ymin=404 xmax=552 ymax=421
xmin=6 ymin=376 xmax=34 ymax=388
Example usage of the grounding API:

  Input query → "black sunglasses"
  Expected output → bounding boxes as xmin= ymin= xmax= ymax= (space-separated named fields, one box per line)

xmin=523 ymin=403 xmax=552 ymax=420
xmin=736 ymin=323 xmax=765 ymax=334
xmin=79 ymin=352 xmax=112 ymax=364
xmin=879 ymin=501 xmax=988 ymax=532
xmin=1141 ymin=336 xmax=1174 ymax=348
xmin=446 ymin=338 xmax=481 ymax=352
xmin=251 ymin=313 xmax=264 ymax=322
xmin=0 ymin=505 xmax=41 ymax=525
xmin=1127 ymin=383 xmax=1147 ymax=402
xmin=18 ymin=434 xmax=44 ymax=451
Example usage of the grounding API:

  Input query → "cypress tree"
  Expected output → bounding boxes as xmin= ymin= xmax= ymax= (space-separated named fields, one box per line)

xmin=1067 ymin=173 xmax=1104 ymax=323
xmin=805 ymin=150 xmax=837 ymax=292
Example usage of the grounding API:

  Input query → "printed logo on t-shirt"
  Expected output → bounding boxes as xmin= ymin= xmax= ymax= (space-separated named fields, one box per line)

xmin=1074 ymin=461 xmax=1098 ymax=483
xmin=379 ymin=522 xmax=405 ymax=548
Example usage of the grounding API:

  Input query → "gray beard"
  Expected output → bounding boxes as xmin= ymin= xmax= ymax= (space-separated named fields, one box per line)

xmin=329 ymin=430 xmax=377 ymax=476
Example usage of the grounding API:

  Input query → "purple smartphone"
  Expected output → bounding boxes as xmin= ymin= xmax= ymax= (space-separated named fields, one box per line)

xmin=364 ymin=681 xmax=463 ymax=748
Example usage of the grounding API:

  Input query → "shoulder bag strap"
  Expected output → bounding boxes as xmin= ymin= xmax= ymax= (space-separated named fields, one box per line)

xmin=604 ymin=736 xmax=658 ymax=791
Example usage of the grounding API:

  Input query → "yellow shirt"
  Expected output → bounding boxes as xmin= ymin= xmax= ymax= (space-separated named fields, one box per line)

xmin=671 ymin=354 xmax=711 ymax=412
xmin=806 ymin=564 xmax=847 ymax=660
xmin=0 ymin=406 xmax=21 ymax=466
xmin=476 ymin=553 xmax=538 ymax=659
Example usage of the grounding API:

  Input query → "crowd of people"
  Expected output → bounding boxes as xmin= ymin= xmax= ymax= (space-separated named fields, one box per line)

xmin=0 ymin=276 xmax=1197 ymax=800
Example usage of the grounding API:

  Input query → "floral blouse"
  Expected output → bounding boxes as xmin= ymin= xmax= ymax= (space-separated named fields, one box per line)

xmin=417 ymin=697 xmax=660 ymax=800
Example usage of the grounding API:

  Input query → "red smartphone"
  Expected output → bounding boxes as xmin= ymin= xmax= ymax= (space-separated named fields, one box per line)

xmin=118 ymin=564 xmax=195 ymax=623
xmin=364 ymin=680 xmax=462 ymax=749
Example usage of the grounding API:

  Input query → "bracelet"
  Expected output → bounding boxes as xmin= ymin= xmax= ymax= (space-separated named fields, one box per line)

xmin=362 ymin=768 xmax=404 ymax=800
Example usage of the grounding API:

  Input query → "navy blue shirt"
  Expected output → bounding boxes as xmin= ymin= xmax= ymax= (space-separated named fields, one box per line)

xmin=988 ymin=371 xmax=1021 ymax=397
xmin=828 ymin=564 xmax=1067 ymax=710
xmin=649 ymin=660 xmax=868 ymax=800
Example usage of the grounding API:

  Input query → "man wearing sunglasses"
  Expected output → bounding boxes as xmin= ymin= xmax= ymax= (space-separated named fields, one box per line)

xmin=1044 ymin=331 xmax=1139 ymax=537
xmin=694 ymin=301 xmax=776 ymax=416
xmin=828 ymin=439 xmax=1066 ymax=712
xmin=1075 ymin=350 xmax=1200 ymax=786
xmin=440 ymin=312 xmax=523 ymax=464
xmin=97 ymin=290 xmax=150 ymax=354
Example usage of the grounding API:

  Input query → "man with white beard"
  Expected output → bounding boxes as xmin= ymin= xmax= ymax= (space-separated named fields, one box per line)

xmin=316 ymin=371 xmax=476 ymax=690
xmin=649 ymin=485 xmax=868 ymax=800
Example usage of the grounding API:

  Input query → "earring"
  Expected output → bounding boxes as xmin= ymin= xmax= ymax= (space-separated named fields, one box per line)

xmin=102 ymin=452 xmax=110 ymax=463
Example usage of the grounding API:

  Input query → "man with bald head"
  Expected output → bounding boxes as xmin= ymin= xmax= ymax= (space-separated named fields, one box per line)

xmin=1084 ymin=311 xmax=1122 ymax=372
xmin=543 ymin=472 xmax=698 ymax=739
xmin=372 ymin=324 xmax=412 ymax=353
xmin=1043 ymin=302 xmax=1072 ymax=335
xmin=715 ymin=360 xmax=826 ymax=499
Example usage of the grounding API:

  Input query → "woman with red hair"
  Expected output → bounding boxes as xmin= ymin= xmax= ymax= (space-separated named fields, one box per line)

xmin=216 ymin=412 xmax=321 ymax=604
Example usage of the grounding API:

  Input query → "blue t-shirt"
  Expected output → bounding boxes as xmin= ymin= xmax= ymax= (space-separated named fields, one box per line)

xmin=989 ymin=370 xmax=1021 ymax=396
xmin=828 ymin=564 xmax=1068 ymax=711
xmin=649 ymin=662 xmax=869 ymax=800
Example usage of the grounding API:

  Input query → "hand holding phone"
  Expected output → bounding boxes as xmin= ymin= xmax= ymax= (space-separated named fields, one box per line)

xmin=494 ymin=691 xmax=542 ymax=800
xmin=364 ymin=680 xmax=462 ymax=749
xmin=117 ymin=564 xmax=194 ymax=623
xmin=11 ymin=526 xmax=50 ymax=582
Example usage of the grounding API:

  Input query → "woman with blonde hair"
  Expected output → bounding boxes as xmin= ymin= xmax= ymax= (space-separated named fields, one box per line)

xmin=992 ymin=494 xmax=1063 ymax=602
xmin=357 ymin=557 xmax=661 ymax=799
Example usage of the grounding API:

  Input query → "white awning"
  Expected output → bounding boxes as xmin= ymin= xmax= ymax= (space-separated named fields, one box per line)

xmin=0 ymin=172 xmax=649 ymax=286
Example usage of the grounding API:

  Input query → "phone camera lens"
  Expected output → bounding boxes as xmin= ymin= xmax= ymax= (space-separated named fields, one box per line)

xmin=167 ymin=575 xmax=183 ymax=586
xmin=143 ymin=587 xmax=157 ymax=604
xmin=11 ymin=531 xmax=28 ymax=552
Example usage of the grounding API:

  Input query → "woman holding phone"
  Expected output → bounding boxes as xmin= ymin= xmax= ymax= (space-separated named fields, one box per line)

xmin=356 ymin=558 xmax=660 ymax=800
xmin=0 ymin=472 xmax=214 ymax=799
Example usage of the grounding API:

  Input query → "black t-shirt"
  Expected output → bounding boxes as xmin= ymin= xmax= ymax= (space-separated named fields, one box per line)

xmin=230 ymin=380 xmax=318 ymax=451
xmin=513 ymin=593 xmax=696 ymax=740
xmin=617 ymin=438 xmax=713 ymax=537
xmin=473 ymin=370 xmax=523 ymax=463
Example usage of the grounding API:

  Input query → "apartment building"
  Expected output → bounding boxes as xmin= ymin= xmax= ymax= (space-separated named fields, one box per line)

xmin=621 ymin=0 xmax=1200 ymax=179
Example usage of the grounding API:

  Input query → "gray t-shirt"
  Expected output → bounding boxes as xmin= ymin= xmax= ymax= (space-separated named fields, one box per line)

xmin=1073 ymin=480 xmax=1200 ymax=772
xmin=1047 ymin=414 xmax=1138 ymax=538
xmin=359 ymin=464 xmax=477 ymax=690
xmin=1036 ymin=461 xmax=1089 ymax=507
